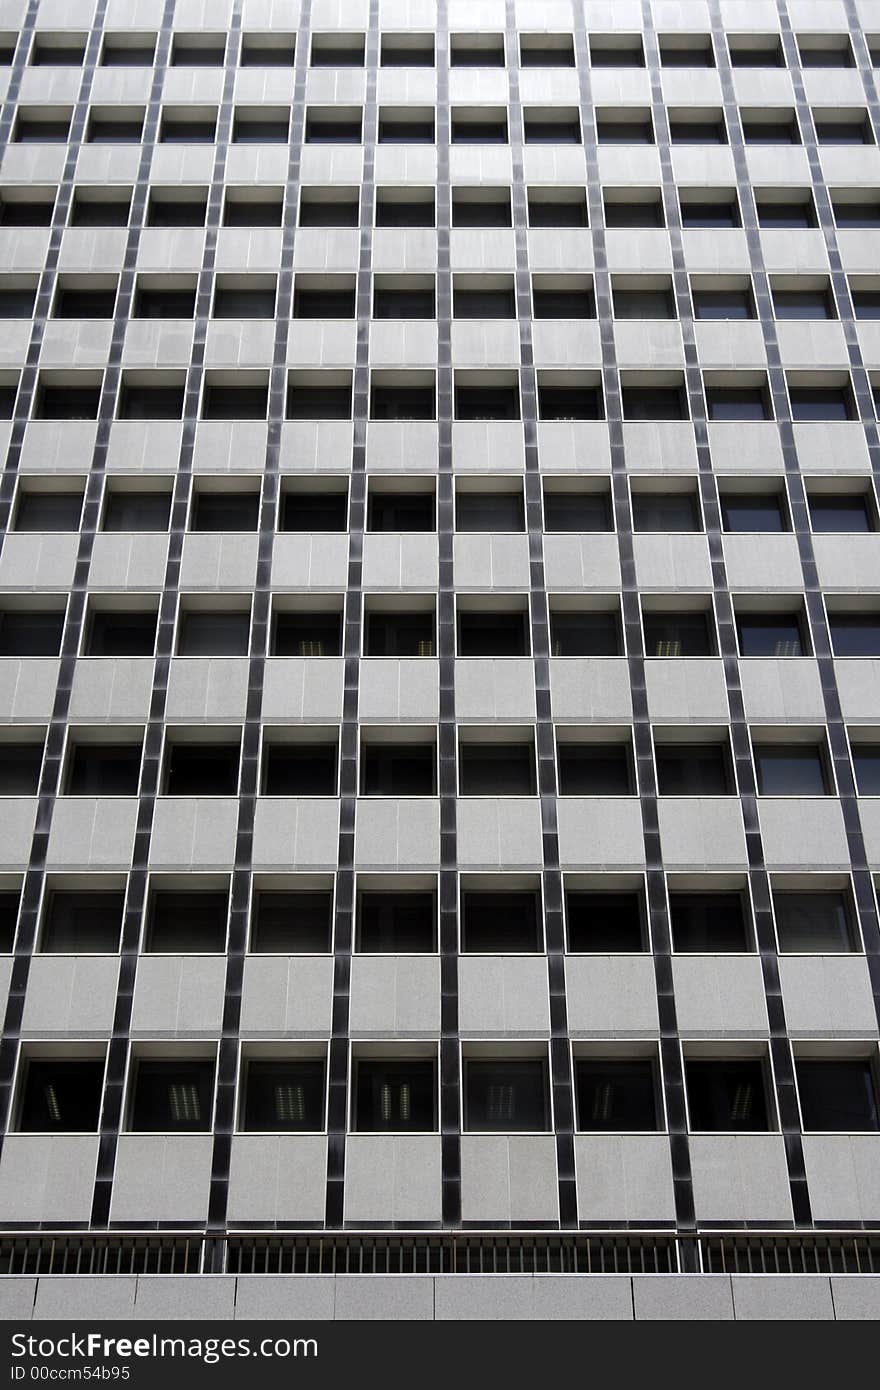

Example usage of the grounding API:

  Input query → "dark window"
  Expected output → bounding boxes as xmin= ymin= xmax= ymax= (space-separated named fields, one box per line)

xmin=852 ymin=745 xmax=880 ymax=795
xmin=263 ymin=744 xmax=338 ymax=796
xmin=0 ymin=744 xmax=43 ymax=794
xmin=566 ymin=891 xmax=645 ymax=952
xmin=360 ymin=744 xmax=435 ymax=796
xmin=377 ymin=115 xmax=435 ymax=143
xmin=736 ymin=613 xmax=806 ymax=657
xmin=146 ymin=890 xmax=228 ymax=953
xmin=797 ymin=1060 xmax=879 ymax=1131
xmin=680 ymin=199 xmax=740 ymax=228
xmin=453 ymin=286 xmax=515 ymax=319
xmin=632 ymin=493 xmax=699 ymax=532
xmin=539 ymin=384 xmax=603 ymax=420
xmin=293 ymin=286 xmax=356 ymax=319
xmin=18 ymin=1060 xmax=104 ymax=1132
xmin=451 ymin=116 xmax=508 ymax=143
xmin=177 ymin=612 xmax=250 ymax=657
xmin=742 ymin=118 xmax=799 ymax=144
xmin=464 ymin=1059 xmax=549 ymax=1131
xmin=118 ymin=383 xmax=184 ymax=420
xmin=364 ymin=611 xmax=434 ymax=657
xmin=85 ymin=611 xmax=156 ymax=657
xmin=129 ymin=1060 xmax=215 ymax=1132
xmin=450 ymin=38 xmax=505 ymax=68
xmin=532 ymin=286 xmax=595 ymax=318
xmin=621 ymin=385 xmax=688 ymax=420
xmin=0 ymin=383 xmax=16 ymax=419
xmin=614 ymin=287 xmax=675 ymax=320
xmin=133 ymin=287 xmax=196 ymax=318
xmin=815 ymin=119 xmax=871 ymax=145
xmin=789 ymin=386 xmax=852 ymax=421
xmin=774 ymin=891 xmax=856 ymax=953
xmin=374 ymin=286 xmax=435 ymax=319
xmin=643 ymin=611 xmax=713 ymax=657
xmin=31 ymin=40 xmax=87 ymax=66
xmin=280 ymin=492 xmax=347 ymax=532
xmin=65 ymin=744 xmax=140 ymax=796
xmin=773 ymin=288 xmax=834 ymax=320
xmin=0 ymin=892 xmax=17 ymax=951
xmin=669 ymin=119 xmax=727 ymax=144
xmin=242 ymin=1059 xmax=326 ymax=1132
xmin=591 ymin=41 xmax=645 ymax=67
xmin=171 ymin=38 xmax=225 ymax=66
xmin=455 ymin=384 xmax=519 ymax=420
xmin=272 ymin=612 xmax=342 ymax=657
xmin=14 ymin=491 xmax=82 ymax=531
xmin=375 ymin=195 xmax=435 ymax=227
xmin=852 ymin=290 xmax=880 ymax=320
xmin=452 ymin=193 xmax=511 ymax=228
xmin=14 ymin=119 xmax=71 ymax=142
xmin=523 ymin=116 xmax=581 ymax=144
xmin=456 ymin=492 xmax=524 ymax=532
xmin=757 ymin=199 xmax=817 ymax=228
xmin=201 ymin=383 xmax=267 ymax=420
xmin=103 ymin=491 xmax=171 ymax=532
xmin=0 ymin=197 xmax=54 ymax=226
xmin=596 ymin=118 xmax=654 ymax=144
xmin=457 ymin=611 xmax=528 ymax=657
xmin=311 ymin=39 xmax=365 ymax=67
xmin=575 ymin=1060 xmax=659 ymax=1131
xmin=224 ymin=196 xmax=283 ymax=227
xmin=304 ymin=116 xmax=362 ymax=143
xmin=605 ymin=199 xmax=664 ymax=228
xmin=670 ymin=893 xmax=749 ymax=952
xmin=833 ymin=199 xmax=880 ymax=228
xmin=706 ymin=387 xmax=770 ymax=421
xmin=550 ymin=611 xmax=622 ymax=657
xmin=356 ymin=892 xmax=435 ymax=951
xmin=544 ymin=491 xmax=611 ymax=532
xmin=809 ymin=494 xmax=873 ymax=531
xmin=159 ymin=118 xmax=217 ymax=144
xmin=102 ymin=39 xmax=157 ymax=66
xmin=721 ymin=493 xmax=786 ymax=532
xmin=286 ymin=383 xmax=348 ymax=419
xmin=41 ymin=890 xmax=124 ymax=953
xmin=299 ymin=193 xmax=359 ymax=228
xmin=655 ymin=744 xmax=733 ymax=796
xmin=367 ymin=492 xmax=434 ymax=532
xmin=0 ymin=286 xmax=36 ymax=318
xmin=231 ymin=116 xmax=289 ymax=143
xmin=660 ymin=40 xmax=715 ymax=68
xmin=213 ymin=285 xmax=275 ymax=318
xmin=164 ymin=744 xmax=240 ymax=796
xmin=371 ymin=383 xmax=435 ymax=420
xmin=460 ymin=890 xmax=542 ymax=953
xmin=829 ymin=614 xmax=880 ymax=657
xmin=754 ymin=745 xmax=828 ymax=796
xmin=250 ymin=891 xmax=333 ymax=953
xmin=685 ymin=1059 xmax=771 ymax=1130
xmin=35 ymin=384 xmax=101 ymax=420
xmin=380 ymin=38 xmax=434 ymax=67
xmin=459 ymin=744 xmax=535 ymax=796
xmin=520 ymin=39 xmax=575 ymax=68
xmin=799 ymin=43 xmax=854 ymax=68
xmin=191 ymin=492 xmax=260 ymax=532
xmin=353 ymin=1059 xmax=436 ymax=1132
xmin=692 ymin=289 xmax=753 ymax=320
xmin=528 ymin=195 xmax=588 ymax=228
xmin=557 ymin=744 xmax=634 ymax=796
xmin=0 ymin=611 xmax=64 ymax=657
xmin=146 ymin=196 xmax=207 ymax=228
xmin=86 ymin=117 xmax=144 ymax=144
xmin=69 ymin=195 xmax=131 ymax=227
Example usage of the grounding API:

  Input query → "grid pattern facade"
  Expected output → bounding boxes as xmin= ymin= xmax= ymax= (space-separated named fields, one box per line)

xmin=0 ymin=0 xmax=879 ymax=1269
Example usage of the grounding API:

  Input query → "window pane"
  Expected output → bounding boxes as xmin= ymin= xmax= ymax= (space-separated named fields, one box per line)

xmin=129 ymin=1061 xmax=214 ymax=1131
xmin=754 ymin=746 xmax=827 ymax=795
xmin=852 ymin=745 xmax=880 ymax=795
xmin=670 ymin=893 xmax=749 ymax=951
xmin=829 ymin=615 xmax=880 ymax=656
xmin=686 ymin=1059 xmax=771 ymax=1131
xmin=460 ymin=890 xmax=541 ymax=952
xmin=353 ymin=1060 xmax=435 ymax=1132
xmin=566 ymin=891 xmax=644 ymax=951
xmin=774 ymin=891 xmax=855 ymax=952
xmin=250 ymin=891 xmax=333 ymax=953
xmin=809 ymin=495 xmax=872 ymax=532
xmin=797 ymin=1060 xmax=879 ymax=1131
xmin=575 ymin=1060 xmax=659 ymax=1131
xmin=242 ymin=1060 xmax=325 ymax=1132
xmin=465 ymin=1059 xmax=549 ymax=1131
xmin=721 ymin=494 xmax=785 ymax=532
xmin=737 ymin=614 xmax=805 ymax=657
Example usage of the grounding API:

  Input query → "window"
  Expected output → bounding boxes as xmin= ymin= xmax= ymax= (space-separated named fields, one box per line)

xmin=133 ymin=282 xmax=197 ymax=319
xmin=550 ymin=610 xmax=622 ymax=657
xmin=380 ymin=35 xmax=434 ymax=68
xmin=364 ymin=610 xmax=434 ymax=657
xmin=523 ymin=111 xmax=581 ymax=145
xmin=0 ymin=192 xmax=55 ymax=226
xmin=557 ymin=743 xmax=634 ymax=796
xmin=775 ymin=285 xmax=837 ymax=321
xmin=360 ymin=743 xmax=435 ymax=796
xmin=590 ymin=37 xmax=645 ymax=67
xmin=464 ymin=1059 xmax=550 ymax=1131
xmin=31 ymin=36 xmax=87 ymax=66
xmin=457 ymin=610 xmax=528 ymax=657
xmin=720 ymin=492 xmax=786 ymax=533
xmin=706 ymin=386 xmax=771 ymax=421
xmin=685 ymin=1059 xmax=771 ymax=1130
xmin=0 ymin=743 xmax=43 ymax=794
xmin=0 ymin=611 xmax=64 ymax=657
xmin=596 ymin=115 xmax=654 ymax=145
xmin=35 ymin=381 xmax=101 ymax=420
xmin=797 ymin=1060 xmax=879 ymax=1131
xmin=670 ymin=893 xmax=750 ymax=952
xmin=356 ymin=891 xmax=435 ymax=951
xmin=729 ymin=36 xmax=784 ymax=67
xmin=128 ymin=1059 xmax=215 ymax=1132
xmin=680 ymin=196 xmax=740 ymax=229
xmin=202 ymin=380 xmax=267 ymax=421
xmin=815 ymin=117 xmax=872 ymax=145
xmin=456 ymin=491 xmax=524 ymax=532
xmin=241 ymin=1059 xmax=325 ymax=1132
xmin=250 ymin=890 xmax=333 ymax=953
xmin=621 ymin=383 xmax=688 ymax=421
xmin=17 ymin=1059 xmax=104 ymax=1132
xmin=163 ymin=743 xmax=240 ymax=796
xmin=14 ymin=490 xmax=82 ymax=532
xmin=756 ymin=197 xmax=817 ymax=229
xmin=280 ymin=490 xmax=347 ymax=532
xmin=798 ymin=38 xmax=854 ymax=67
xmin=0 ymin=891 xmax=17 ymax=952
xmin=102 ymin=490 xmax=171 ymax=532
xmin=0 ymin=283 xmax=36 ymax=318
xmin=632 ymin=492 xmax=700 ymax=532
xmin=171 ymin=35 xmax=225 ymax=66
xmin=224 ymin=192 xmax=283 ymax=227
xmin=240 ymin=35 xmax=296 ymax=67
xmin=146 ymin=193 xmax=207 ymax=228
xmin=272 ymin=611 xmax=342 ymax=657
xmin=159 ymin=114 xmax=217 ymax=144
xmin=531 ymin=280 xmax=594 ymax=321
xmin=0 ymin=379 xmax=17 ymax=419
xmin=146 ymin=889 xmax=228 ymax=953
xmin=41 ymin=889 xmax=124 ymax=953
xmin=452 ymin=190 xmax=511 ymax=228
xmin=299 ymin=190 xmax=359 ymax=228
xmin=460 ymin=888 xmax=542 ymax=953
xmin=64 ymin=742 xmax=141 ymax=796
xmin=459 ymin=743 xmax=536 ymax=796
xmin=213 ymin=280 xmax=276 ymax=319
xmin=352 ymin=1059 xmax=436 ymax=1131
xmin=852 ymin=289 xmax=880 ymax=320
xmin=655 ymin=743 xmax=733 ymax=796
xmin=527 ymin=191 xmax=588 ymax=228
xmin=377 ymin=109 xmax=435 ymax=143
xmin=14 ymin=115 xmax=71 ymax=143
xmin=262 ymin=743 xmax=338 ymax=796
xmin=736 ymin=612 xmax=806 ymax=657
xmin=754 ymin=745 xmax=829 ymax=796
xmin=310 ymin=35 xmax=365 ymax=67
xmin=833 ymin=195 xmax=880 ymax=228
xmin=538 ymin=378 xmax=603 ymax=421
xmin=543 ymin=488 xmax=611 ymax=533
xmin=566 ymin=890 xmax=645 ymax=952
xmin=453 ymin=280 xmax=515 ymax=320
xmin=375 ymin=190 xmax=434 ymax=227
xmin=742 ymin=116 xmax=799 ymax=145
xmin=605 ymin=195 xmax=664 ymax=228
xmin=575 ymin=1060 xmax=660 ymax=1131
xmin=789 ymin=384 xmax=853 ymax=421
xmin=669 ymin=115 xmax=727 ymax=145
xmin=520 ymin=35 xmax=575 ymax=68
xmin=367 ymin=490 xmax=434 ymax=533
xmin=191 ymin=491 xmax=260 ymax=533
xmin=829 ymin=614 xmax=880 ymax=657
xmin=774 ymin=891 xmax=856 ymax=952
xmin=660 ymin=36 xmax=714 ymax=68
xmin=305 ymin=110 xmax=363 ymax=144
xmin=371 ymin=379 xmax=435 ymax=420
xmin=450 ymin=35 xmax=504 ymax=68
xmin=455 ymin=380 xmax=519 ymax=421
xmin=69 ymin=189 xmax=132 ymax=226
xmin=86 ymin=112 xmax=144 ymax=144
xmin=852 ymin=744 xmax=880 ymax=795
xmin=692 ymin=288 xmax=754 ymax=320
xmin=118 ymin=380 xmax=185 ymax=421
xmin=373 ymin=280 xmax=436 ymax=319
xmin=809 ymin=492 xmax=873 ymax=531
xmin=451 ymin=112 xmax=508 ymax=144
xmin=286 ymin=377 xmax=351 ymax=420
xmin=614 ymin=285 xmax=676 ymax=320
xmin=643 ymin=610 xmax=714 ymax=657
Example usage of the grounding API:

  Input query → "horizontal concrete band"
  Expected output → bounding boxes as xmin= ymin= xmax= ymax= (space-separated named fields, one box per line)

xmin=0 ymin=1273 xmax=879 ymax=1321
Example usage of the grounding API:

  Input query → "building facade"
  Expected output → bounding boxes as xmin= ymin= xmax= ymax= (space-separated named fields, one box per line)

xmin=0 ymin=0 xmax=878 ymax=1320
